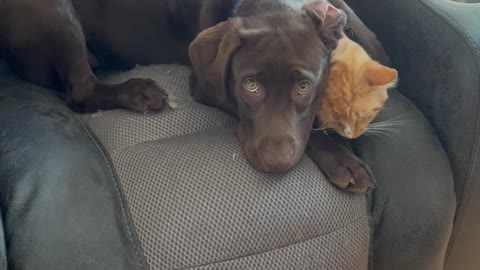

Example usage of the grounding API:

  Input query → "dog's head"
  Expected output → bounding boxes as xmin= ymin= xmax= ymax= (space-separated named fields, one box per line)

xmin=189 ymin=0 xmax=346 ymax=173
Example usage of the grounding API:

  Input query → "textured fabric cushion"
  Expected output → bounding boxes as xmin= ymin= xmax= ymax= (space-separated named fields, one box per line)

xmin=82 ymin=65 xmax=370 ymax=270
xmin=346 ymin=1 xmax=480 ymax=269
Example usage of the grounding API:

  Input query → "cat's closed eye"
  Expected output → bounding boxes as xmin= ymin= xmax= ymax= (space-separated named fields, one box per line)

xmin=358 ymin=113 xmax=370 ymax=120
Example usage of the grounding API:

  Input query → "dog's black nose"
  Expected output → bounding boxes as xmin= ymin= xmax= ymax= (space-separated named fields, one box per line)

xmin=258 ymin=138 xmax=296 ymax=172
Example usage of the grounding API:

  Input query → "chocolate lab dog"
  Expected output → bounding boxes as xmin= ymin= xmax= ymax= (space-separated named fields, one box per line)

xmin=0 ymin=0 xmax=375 ymax=193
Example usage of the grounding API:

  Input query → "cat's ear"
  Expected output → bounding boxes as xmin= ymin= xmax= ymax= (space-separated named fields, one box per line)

xmin=365 ymin=61 xmax=398 ymax=87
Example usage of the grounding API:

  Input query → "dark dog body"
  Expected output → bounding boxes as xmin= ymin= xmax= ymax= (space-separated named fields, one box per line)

xmin=0 ymin=0 xmax=376 ymax=192
xmin=1 ymin=0 xmax=236 ymax=75
xmin=0 ymin=0 xmax=337 ymax=110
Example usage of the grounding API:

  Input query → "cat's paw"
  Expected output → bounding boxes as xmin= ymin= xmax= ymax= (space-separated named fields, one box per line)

xmin=322 ymin=154 xmax=376 ymax=194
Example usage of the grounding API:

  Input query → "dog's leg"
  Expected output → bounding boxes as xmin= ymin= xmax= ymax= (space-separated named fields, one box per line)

xmin=3 ymin=0 xmax=168 ymax=112
xmin=306 ymin=131 xmax=375 ymax=194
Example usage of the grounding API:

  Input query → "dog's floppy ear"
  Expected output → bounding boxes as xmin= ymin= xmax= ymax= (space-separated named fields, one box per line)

xmin=189 ymin=19 xmax=242 ymax=115
xmin=303 ymin=0 xmax=347 ymax=51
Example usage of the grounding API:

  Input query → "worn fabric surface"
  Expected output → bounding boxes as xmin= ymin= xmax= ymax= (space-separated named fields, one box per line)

xmin=85 ymin=61 xmax=457 ymax=270
xmin=83 ymin=65 xmax=370 ymax=270
xmin=0 ymin=207 xmax=5 ymax=270
xmin=0 ymin=0 xmax=468 ymax=268
xmin=0 ymin=59 xmax=456 ymax=270
xmin=0 ymin=61 xmax=147 ymax=270
xmin=347 ymin=0 xmax=479 ymax=269
xmin=357 ymin=91 xmax=455 ymax=270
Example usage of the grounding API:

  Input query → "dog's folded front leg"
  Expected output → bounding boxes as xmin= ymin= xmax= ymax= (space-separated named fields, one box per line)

xmin=2 ymin=0 xmax=168 ymax=113
xmin=306 ymin=131 xmax=375 ymax=194
xmin=55 ymin=39 xmax=168 ymax=113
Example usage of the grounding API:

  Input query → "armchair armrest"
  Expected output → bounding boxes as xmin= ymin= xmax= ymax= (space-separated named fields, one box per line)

xmin=0 ymin=207 xmax=5 ymax=270
xmin=346 ymin=0 xmax=480 ymax=269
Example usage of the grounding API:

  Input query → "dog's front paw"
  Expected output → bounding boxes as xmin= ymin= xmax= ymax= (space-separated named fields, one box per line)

xmin=121 ymin=78 xmax=169 ymax=112
xmin=307 ymin=132 xmax=375 ymax=194
xmin=323 ymin=153 xmax=375 ymax=194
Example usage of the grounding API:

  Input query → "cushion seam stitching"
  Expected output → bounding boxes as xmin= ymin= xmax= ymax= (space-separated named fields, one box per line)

xmin=76 ymin=115 xmax=145 ymax=270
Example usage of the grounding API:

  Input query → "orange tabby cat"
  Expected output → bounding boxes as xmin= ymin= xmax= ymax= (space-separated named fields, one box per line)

xmin=317 ymin=36 xmax=398 ymax=139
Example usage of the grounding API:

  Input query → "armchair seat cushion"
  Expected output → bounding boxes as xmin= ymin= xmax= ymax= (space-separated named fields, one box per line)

xmin=0 ymin=60 xmax=456 ymax=270
xmin=82 ymin=65 xmax=370 ymax=270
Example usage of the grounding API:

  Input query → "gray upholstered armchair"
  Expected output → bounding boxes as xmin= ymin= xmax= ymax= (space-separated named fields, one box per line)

xmin=0 ymin=0 xmax=478 ymax=270
xmin=347 ymin=0 xmax=480 ymax=269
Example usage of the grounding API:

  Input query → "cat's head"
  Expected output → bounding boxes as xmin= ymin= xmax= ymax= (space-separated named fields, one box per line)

xmin=317 ymin=36 xmax=398 ymax=139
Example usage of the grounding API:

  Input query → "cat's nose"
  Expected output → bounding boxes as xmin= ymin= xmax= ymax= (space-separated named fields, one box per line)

xmin=343 ymin=126 xmax=354 ymax=138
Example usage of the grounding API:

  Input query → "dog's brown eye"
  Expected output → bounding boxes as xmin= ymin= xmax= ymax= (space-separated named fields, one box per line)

xmin=297 ymin=81 xmax=311 ymax=95
xmin=244 ymin=78 xmax=259 ymax=93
